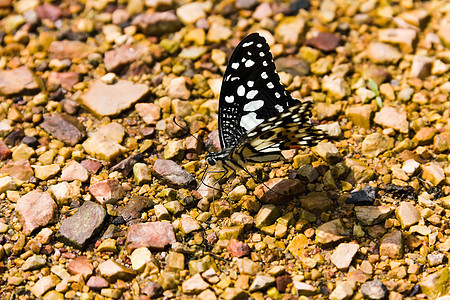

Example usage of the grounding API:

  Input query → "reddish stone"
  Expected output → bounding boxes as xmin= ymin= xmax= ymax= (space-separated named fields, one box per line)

xmin=227 ymin=239 xmax=251 ymax=258
xmin=126 ymin=222 xmax=176 ymax=251
xmin=36 ymin=4 xmax=62 ymax=22
xmin=40 ymin=113 xmax=86 ymax=146
xmin=254 ymin=178 xmax=305 ymax=205
xmin=104 ymin=44 xmax=149 ymax=72
xmin=0 ymin=66 xmax=40 ymax=96
xmin=276 ymin=275 xmax=293 ymax=292
xmin=47 ymin=72 xmax=80 ymax=91
xmin=86 ymin=276 xmax=109 ymax=289
xmin=306 ymin=32 xmax=342 ymax=52
xmin=89 ymin=179 xmax=125 ymax=205
xmin=80 ymin=159 xmax=102 ymax=174
xmin=16 ymin=191 xmax=57 ymax=235
xmin=0 ymin=140 xmax=11 ymax=160
xmin=48 ymin=40 xmax=94 ymax=60
xmin=68 ymin=256 xmax=94 ymax=279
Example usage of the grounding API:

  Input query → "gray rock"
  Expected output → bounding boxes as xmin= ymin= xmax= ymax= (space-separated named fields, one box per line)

xmin=248 ymin=275 xmax=275 ymax=292
xmin=40 ymin=113 xmax=86 ymax=146
xmin=360 ymin=279 xmax=388 ymax=300
xmin=153 ymin=159 xmax=196 ymax=188
xmin=58 ymin=201 xmax=106 ymax=248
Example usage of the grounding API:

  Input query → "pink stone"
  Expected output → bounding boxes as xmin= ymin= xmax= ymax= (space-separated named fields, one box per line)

xmin=89 ymin=179 xmax=125 ymax=205
xmin=126 ymin=222 xmax=176 ymax=251
xmin=80 ymin=159 xmax=102 ymax=174
xmin=227 ymin=239 xmax=251 ymax=258
xmin=16 ymin=191 xmax=57 ymax=235
xmin=35 ymin=4 xmax=62 ymax=22
xmin=0 ymin=140 xmax=11 ymax=160
xmin=104 ymin=44 xmax=149 ymax=72
xmin=86 ymin=276 xmax=109 ymax=289
xmin=68 ymin=256 xmax=94 ymax=279
xmin=0 ymin=66 xmax=39 ymax=96
xmin=61 ymin=160 xmax=89 ymax=182
xmin=47 ymin=72 xmax=80 ymax=91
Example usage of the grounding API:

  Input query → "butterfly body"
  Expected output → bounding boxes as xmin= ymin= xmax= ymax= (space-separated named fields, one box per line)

xmin=206 ymin=33 xmax=326 ymax=174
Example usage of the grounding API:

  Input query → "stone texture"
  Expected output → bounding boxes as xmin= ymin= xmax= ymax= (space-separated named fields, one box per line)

xmin=40 ymin=113 xmax=85 ymax=146
xmin=306 ymin=32 xmax=342 ymax=52
xmin=374 ymin=106 xmax=409 ymax=133
xmin=80 ymin=80 xmax=149 ymax=117
xmin=49 ymin=40 xmax=95 ymax=59
xmin=345 ymin=105 xmax=373 ymax=129
xmin=0 ymin=66 xmax=40 ymax=96
xmin=135 ymin=103 xmax=161 ymax=124
xmin=378 ymin=28 xmax=417 ymax=53
xmin=16 ymin=191 xmax=57 ymax=235
xmin=300 ymin=192 xmax=334 ymax=213
xmin=58 ymin=201 xmax=106 ymax=248
xmin=367 ymin=42 xmax=402 ymax=64
xmin=89 ymin=179 xmax=125 ymax=205
xmin=82 ymin=122 xmax=126 ymax=161
xmin=315 ymin=219 xmax=348 ymax=247
xmin=360 ymin=279 xmax=388 ymax=300
xmin=182 ymin=274 xmax=210 ymax=294
xmin=396 ymin=202 xmax=421 ymax=229
xmin=152 ymin=159 xmax=196 ymax=188
xmin=68 ymin=256 xmax=94 ymax=279
xmin=61 ymin=160 xmax=89 ymax=182
xmin=126 ymin=222 xmax=176 ymax=251
xmin=104 ymin=44 xmax=149 ymax=72
xmin=331 ymin=243 xmax=359 ymax=270
xmin=355 ymin=206 xmax=392 ymax=225
xmin=254 ymin=178 xmax=304 ymax=205
xmin=361 ymin=133 xmax=394 ymax=158
xmin=132 ymin=11 xmax=182 ymax=36
xmin=98 ymin=259 xmax=136 ymax=282
xmin=379 ymin=230 xmax=403 ymax=259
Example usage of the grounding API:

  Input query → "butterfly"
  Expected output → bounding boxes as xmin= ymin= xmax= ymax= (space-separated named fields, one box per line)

xmin=205 ymin=33 xmax=327 ymax=177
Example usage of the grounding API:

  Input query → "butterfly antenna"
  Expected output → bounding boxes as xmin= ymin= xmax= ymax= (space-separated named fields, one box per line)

xmin=240 ymin=166 xmax=285 ymax=197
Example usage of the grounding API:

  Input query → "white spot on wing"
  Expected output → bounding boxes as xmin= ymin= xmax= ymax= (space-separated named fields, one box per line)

xmin=242 ymin=41 xmax=254 ymax=47
xmin=261 ymin=72 xmax=268 ymax=79
xmin=231 ymin=77 xmax=239 ymax=81
xmin=240 ymin=112 xmax=264 ymax=131
xmin=225 ymin=96 xmax=234 ymax=103
xmin=275 ymin=104 xmax=283 ymax=112
xmin=275 ymin=92 xmax=280 ymax=98
xmin=247 ymin=81 xmax=254 ymax=87
xmin=260 ymin=52 xmax=265 ymax=57
xmin=267 ymin=82 xmax=274 ymax=89
xmin=246 ymin=90 xmax=258 ymax=99
xmin=232 ymin=63 xmax=239 ymax=69
xmin=245 ymin=60 xmax=255 ymax=68
xmin=263 ymin=61 xmax=268 ymax=66
xmin=243 ymin=100 xmax=264 ymax=111
xmin=257 ymin=43 xmax=262 ymax=48
xmin=237 ymin=85 xmax=245 ymax=96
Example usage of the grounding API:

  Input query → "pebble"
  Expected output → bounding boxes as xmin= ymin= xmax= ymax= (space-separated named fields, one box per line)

xmin=0 ymin=176 xmax=16 ymax=194
xmin=355 ymin=206 xmax=392 ymax=225
xmin=16 ymin=191 xmax=57 ymax=235
xmin=331 ymin=243 xmax=359 ymax=270
xmin=373 ymin=106 xmax=409 ymax=133
xmin=322 ymin=75 xmax=350 ymax=100
xmin=227 ymin=239 xmax=250 ymax=258
xmin=306 ymin=32 xmax=342 ymax=52
xmin=207 ymin=23 xmax=232 ymax=43
xmin=346 ymin=186 xmax=376 ymax=206
xmin=360 ymin=279 xmax=388 ymax=300
xmin=361 ymin=133 xmax=394 ymax=158
xmin=58 ymin=201 xmax=106 ymax=248
xmin=402 ymin=159 xmax=421 ymax=176
xmin=33 ymin=164 xmax=60 ymax=180
xmin=98 ymin=259 xmax=135 ymax=282
xmin=0 ymin=66 xmax=40 ymax=95
xmin=104 ymin=44 xmax=149 ymax=72
xmin=434 ymin=132 xmax=450 ymax=153
xmin=329 ymin=281 xmax=355 ymax=300
xmin=30 ymin=275 xmax=61 ymax=298
xmin=60 ymin=160 xmax=89 ymax=182
xmin=22 ymin=255 xmax=47 ymax=271
xmin=367 ymin=42 xmax=402 ymax=64
xmin=396 ymin=202 xmax=421 ymax=229
xmin=166 ymin=77 xmax=191 ymax=100
xmin=379 ymin=230 xmax=403 ymax=259
xmin=236 ymin=258 xmax=261 ymax=276
xmin=378 ymin=28 xmax=417 ymax=53
xmin=176 ymin=2 xmax=206 ymax=25
xmin=314 ymin=142 xmax=341 ymax=164
xmin=345 ymin=105 xmax=373 ymax=129
xmin=422 ymin=162 xmax=445 ymax=186
xmin=182 ymin=273 xmax=210 ymax=294
xmin=300 ymin=192 xmax=334 ymax=213
xmin=89 ymin=179 xmax=125 ymax=205
xmin=249 ymin=275 xmax=275 ymax=292
xmin=152 ymin=159 xmax=196 ymax=188
xmin=179 ymin=215 xmax=201 ymax=234
xmin=135 ymin=103 xmax=161 ymax=124
xmin=275 ymin=15 xmax=306 ymax=46
xmin=82 ymin=122 xmax=126 ymax=162
xmin=80 ymin=80 xmax=149 ymax=117
xmin=292 ymin=281 xmax=318 ymax=296
xmin=315 ymin=219 xmax=348 ymax=246
xmin=48 ymin=40 xmax=94 ymax=59
xmin=254 ymin=178 xmax=303 ymax=205
xmin=132 ymin=11 xmax=182 ymax=36
xmin=126 ymin=222 xmax=176 ymax=251
xmin=420 ymin=268 xmax=450 ymax=298
xmin=410 ymin=55 xmax=433 ymax=79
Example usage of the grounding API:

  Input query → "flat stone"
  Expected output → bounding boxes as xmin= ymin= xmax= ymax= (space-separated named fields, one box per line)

xmin=355 ymin=206 xmax=393 ymax=225
xmin=330 ymin=281 xmax=354 ymax=300
xmin=166 ymin=77 xmax=190 ymax=100
xmin=345 ymin=158 xmax=374 ymax=183
xmin=182 ymin=273 xmax=210 ymax=294
xmin=110 ymin=153 xmax=145 ymax=177
xmin=48 ymin=40 xmax=94 ymax=59
xmin=300 ymin=192 xmax=334 ymax=213
xmin=374 ymin=106 xmax=409 ymax=133
xmin=236 ymin=258 xmax=261 ymax=276
xmin=141 ymin=281 xmax=163 ymax=298
xmin=118 ymin=196 xmax=154 ymax=222
xmin=0 ymin=140 xmax=12 ymax=160
xmin=276 ymin=57 xmax=310 ymax=77
xmin=32 ymin=164 xmax=60 ymax=180
xmin=36 ymin=3 xmax=62 ymax=21
xmin=275 ymin=15 xmax=306 ymax=46
xmin=254 ymin=178 xmax=304 ymax=205
xmin=30 ymin=275 xmax=60 ymax=298
xmin=254 ymin=204 xmax=281 ymax=229
xmin=420 ymin=268 xmax=450 ymax=298
xmin=104 ymin=44 xmax=149 ymax=72
xmin=227 ymin=239 xmax=250 ymax=258
xmin=422 ymin=162 xmax=445 ymax=186
xmin=345 ymin=105 xmax=373 ymax=129
xmin=410 ymin=55 xmax=433 ymax=79
xmin=315 ymin=219 xmax=348 ymax=247
xmin=67 ymin=256 xmax=94 ymax=279
xmin=126 ymin=222 xmax=176 ymax=251
xmin=49 ymin=181 xmax=80 ymax=206
xmin=61 ymin=160 xmax=89 ymax=182
xmin=361 ymin=133 xmax=394 ymax=158
xmin=346 ymin=186 xmax=376 ymax=206
xmin=152 ymin=159 xmax=196 ymax=188
xmin=292 ymin=281 xmax=318 ymax=296
xmin=80 ymin=80 xmax=149 ymax=117
xmin=322 ymin=75 xmax=350 ymax=100
xmin=22 ymin=255 xmax=47 ymax=271
xmin=331 ymin=243 xmax=359 ymax=270
xmin=0 ymin=176 xmax=16 ymax=194
xmin=306 ymin=31 xmax=342 ymax=52
xmin=89 ymin=179 xmax=125 ymax=205
xmin=98 ymin=259 xmax=135 ymax=282
xmin=378 ymin=28 xmax=417 ymax=53
xmin=135 ymin=103 xmax=161 ymax=124
xmin=379 ymin=230 xmax=403 ymax=259
xmin=176 ymin=2 xmax=206 ymax=25
xmin=130 ymin=247 xmax=153 ymax=272
xmin=314 ymin=142 xmax=341 ymax=164
xmin=86 ymin=276 xmax=109 ymax=289
xmin=206 ymin=23 xmax=232 ymax=43
xmin=402 ymin=159 xmax=421 ymax=176
xmin=40 ymin=113 xmax=86 ymax=146
xmin=47 ymin=72 xmax=80 ymax=91
xmin=58 ymin=201 xmax=106 ymax=248
xmin=396 ymin=202 xmax=421 ymax=229
xmin=16 ymin=191 xmax=57 ymax=235
xmin=249 ymin=275 xmax=275 ymax=292
xmin=132 ymin=11 xmax=182 ymax=36
xmin=0 ymin=66 xmax=40 ymax=96
xmin=82 ymin=122 xmax=126 ymax=162
xmin=367 ymin=42 xmax=401 ymax=64
xmin=434 ymin=132 xmax=450 ymax=153
xmin=360 ymin=279 xmax=388 ymax=300
xmin=221 ymin=287 xmax=247 ymax=300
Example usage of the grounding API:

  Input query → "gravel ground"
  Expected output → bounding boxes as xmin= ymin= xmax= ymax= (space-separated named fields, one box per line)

xmin=0 ymin=0 xmax=449 ymax=299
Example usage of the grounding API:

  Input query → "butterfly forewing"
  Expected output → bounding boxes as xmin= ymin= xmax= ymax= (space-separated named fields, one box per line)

xmin=218 ymin=33 xmax=298 ymax=150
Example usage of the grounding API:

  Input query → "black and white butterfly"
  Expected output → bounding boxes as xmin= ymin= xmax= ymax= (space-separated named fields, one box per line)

xmin=206 ymin=33 xmax=327 ymax=176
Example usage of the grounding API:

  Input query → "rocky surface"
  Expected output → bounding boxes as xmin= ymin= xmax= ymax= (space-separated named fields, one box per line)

xmin=0 ymin=0 xmax=448 ymax=299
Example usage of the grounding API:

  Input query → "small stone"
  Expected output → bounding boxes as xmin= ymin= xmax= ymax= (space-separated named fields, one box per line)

xmin=254 ymin=178 xmax=303 ymax=205
xmin=236 ymin=258 xmax=261 ymax=276
xmin=254 ymin=204 xmax=281 ymax=229
xmin=306 ymin=32 xmax=342 ymax=52
xmin=61 ymin=160 xmax=89 ymax=182
xmin=396 ymin=202 xmax=421 ymax=229
xmin=227 ymin=239 xmax=250 ymax=258
xmin=354 ymin=206 xmax=392 ymax=225
xmin=360 ymin=279 xmax=388 ymax=300
xmin=275 ymin=15 xmax=306 ymax=46
xmin=48 ymin=72 xmax=80 ymax=91
xmin=32 ymin=164 xmax=60 ymax=180
xmin=0 ymin=140 xmax=11 ymax=160
xmin=130 ymin=247 xmax=152 ymax=272
xmin=166 ymin=77 xmax=190 ymax=100
xmin=86 ymin=276 xmax=109 ymax=289
xmin=133 ymin=163 xmax=152 ymax=185
xmin=427 ymin=253 xmax=445 ymax=267
xmin=287 ymin=234 xmax=309 ymax=257
xmin=22 ymin=255 xmax=47 ymax=271
xmin=379 ymin=230 xmax=403 ymax=259
xmin=331 ymin=243 xmax=359 ymax=270
xmin=0 ymin=66 xmax=39 ymax=96
xmin=135 ymin=103 xmax=160 ymax=124
xmin=182 ymin=274 xmax=210 ymax=294
xmin=49 ymin=40 xmax=94 ymax=59
xmin=315 ymin=219 xmax=348 ymax=247
xmin=30 ymin=275 xmax=61 ymax=298
xmin=179 ymin=215 xmax=201 ymax=234
xmin=206 ymin=23 xmax=232 ymax=43
xmin=16 ymin=191 xmax=57 ymax=235
xmin=322 ymin=75 xmax=350 ymax=100
xmin=292 ymin=281 xmax=318 ymax=296
xmin=153 ymin=159 xmax=196 ymax=188
xmin=249 ymin=275 xmax=275 ymax=292
xmin=420 ymin=268 xmax=450 ymax=298
xmin=276 ymin=275 xmax=292 ymax=293
xmin=12 ymin=143 xmax=34 ymax=161
xmin=132 ymin=11 xmax=182 ymax=36
xmin=276 ymin=57 xmax=310 ymax=77
xmin=410 ymin=55 xmax=433 ymax=79
xmin=97 ymin=238 xmax=117 ymax=252
xmin=126 ymin=222 xmax=176 ymax=251
xmin=422 ymin=162 xmax=445 ymax=186
xmin=314 ymin=142 xmax=341 ymax=164
xmin=0 ymin=176 xmax=16 ymax=193
xmin=104 ymin=44 xmax=149 ymax=72
xmin=118 ymin=196 xmax=153 ymax=222
xmin=361 ymin=133 xmax=394 ymax=158
xmin=300 ymin=192 xmax=334 ymax=213
xmin=220 ymin=288 xmax=247 ymax=300
xmin=167 ymin=251 xmax=184 ymax=271
xmin=367 ymin=43 xmax=401 ymax=64
xmin=229 ymin=185 xmax=247 ymax=202
xmin=82 ymin=122 xmax=126 ymax=162
xmin=176 ymin=2 xmax=206 ymax=25
xmin=297 ymin=164 xmax=319 ymax=182
xmin=345 ymin=158 xmax=374 ymax=183
xmin=374 ymin=106 xmax=409 ymax=133
xmin=434 ymin=132 xmax=450 ymax=153
xmin=329 ymin=281 xmax=354 ymax=300
xmin=402 ymin=159 xmax=421 ymax=176
xmin=197 ymin=289 xmax=217 ymax=300
xmin=413 ymin=127 xmax=437 ymax=145
xmin=141 ymin=281 xmax=163 ymax=298
xmin=346 ymin=186 xmax=376 ymax=206
xmin=98 ymin=259 xmax=135 ymax=282
xmin=378 ymin=28 xmax=417 ymax=53
xmin=89 ymin=179 xmax=125 ymax=205
xmin=58 ymin=201 xmax=106 ymax=248
xmin=67 ymin=256 xmax=94 ymax=279
xmin=345 ymin=105 xmax=373 ymax=129
xmin=164 ymin=140 xmax=185 ymax=160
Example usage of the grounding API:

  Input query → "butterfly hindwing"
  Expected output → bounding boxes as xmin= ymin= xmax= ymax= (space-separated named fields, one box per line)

xmin=218 ymin=33 xmax=298 ymax=150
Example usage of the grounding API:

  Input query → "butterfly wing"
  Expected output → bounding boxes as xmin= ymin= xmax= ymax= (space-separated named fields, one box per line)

xmin=218 ymin=33 xmax=298 ymax=150
xmin=233 ymin=101 xmax=327 ymax=164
